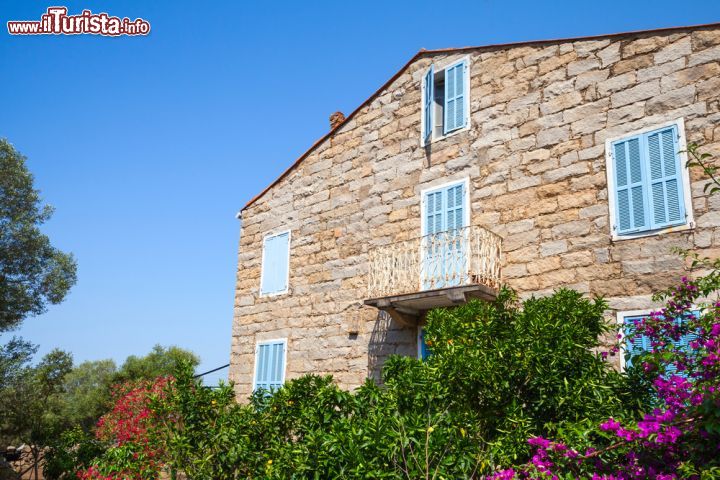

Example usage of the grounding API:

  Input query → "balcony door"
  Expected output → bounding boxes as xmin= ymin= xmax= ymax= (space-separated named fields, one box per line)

xmin=421 ymin=180 xmax=469 ymax=290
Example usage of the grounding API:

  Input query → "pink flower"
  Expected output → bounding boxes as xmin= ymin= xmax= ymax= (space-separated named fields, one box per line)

xmin=528 ymin=436 xmax=551 ymax=449
xmin=599 ymin=418 xmax=621 ymax=432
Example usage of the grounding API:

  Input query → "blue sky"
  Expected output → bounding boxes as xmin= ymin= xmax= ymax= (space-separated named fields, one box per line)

xmin=1 ymin=0 xmax=719 ymax=386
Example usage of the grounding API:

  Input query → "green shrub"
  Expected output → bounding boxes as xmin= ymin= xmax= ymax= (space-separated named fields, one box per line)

xmin=72 ymin=287 xmax=646 ymax=478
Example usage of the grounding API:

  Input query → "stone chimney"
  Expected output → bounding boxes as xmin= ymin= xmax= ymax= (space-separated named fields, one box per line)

xmin=329 ymin=111 xmax=346 ymax=130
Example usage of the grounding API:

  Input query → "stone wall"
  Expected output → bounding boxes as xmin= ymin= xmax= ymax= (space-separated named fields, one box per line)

xmin=230 ymin=25 xmax=720 ymax=400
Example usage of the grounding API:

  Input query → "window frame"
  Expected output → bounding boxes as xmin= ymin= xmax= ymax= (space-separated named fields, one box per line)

xmin=605 ymin=118 xmax=694 ymax=241
xmin=420 ymin=56 xmax=471 ymax=147
xmin=252 ymin=338 xmax=288 ymax=392
xmin=259 ymin=229 xmax=292 ymax=297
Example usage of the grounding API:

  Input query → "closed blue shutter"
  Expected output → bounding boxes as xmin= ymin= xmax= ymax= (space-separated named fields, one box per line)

xmin=613 ymin=137 xmax=648 ymax=234
xmin=261 ymin=232 xmax=290 ymax=295
xmin=445 ymin=184 xmax=464 ymax=232
xmin=423 ymin=182 xmax=467 ymax=236
xmin=254 ymin=341 xmax=286 ymax=393
xmin=444 ymin=61 xmax=466 ymax=134
xmin=425 ymin=190 xmax=444 ymax=235
xmin=423 ymin=66 xmax=434 ymax=143
xmin=613 ymin=125 xmax=687 ymax=235
xmin=624 ymin=315 xmax=650 ymax=369
xmin=423 ymin=182 xmax=467 ymax=290
xmin=669 ymin=310 xmax=700 ymax=376
xmin=647 ymin=126 xmax=685 ymax=229
xmin=624 ymin=311 xmax=699 ymax=372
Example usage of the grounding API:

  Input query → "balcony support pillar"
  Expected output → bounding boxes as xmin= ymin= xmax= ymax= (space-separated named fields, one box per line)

xmin=446 ymin=289 xmax=467 ymax=304
xmin=376 ymin=299 xmax=420 ymax=327
xmin=383 ymin=306 xmax=420 ymax=327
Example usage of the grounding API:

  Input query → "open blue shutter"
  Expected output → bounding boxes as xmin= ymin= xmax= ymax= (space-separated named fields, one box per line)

xmin=255 ymin=341 xmax=286 ymax=393
xmin=261 ymin=232 xmax=290 ymax=294
xmin=646 ymin=126 xmax=685 ymax=229
xmin=423 ymin=66 xmax=434 ymax=143
xmin=613 ymin=137 xmax=648 ymax=234
xmin=444 ymin=61 xmax=466 ymax=134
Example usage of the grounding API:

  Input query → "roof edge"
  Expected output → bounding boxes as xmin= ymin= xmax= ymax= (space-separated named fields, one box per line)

xmin=241 ymin=21 xmax=720 ymax=212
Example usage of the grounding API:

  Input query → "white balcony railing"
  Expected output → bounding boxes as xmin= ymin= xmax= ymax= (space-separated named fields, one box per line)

xmin=367 ymin=225 xmax=502 ymax=299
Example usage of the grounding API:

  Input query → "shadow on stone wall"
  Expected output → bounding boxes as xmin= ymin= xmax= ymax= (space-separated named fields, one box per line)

xmin=367 ymin=310 xmax=417 ymax=383
xmin=367 ymin=310 xmax=391 ymax=383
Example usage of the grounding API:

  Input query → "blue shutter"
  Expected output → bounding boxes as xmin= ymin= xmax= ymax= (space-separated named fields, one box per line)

xmin=254 ymin=341 xmax=286 ymax=393
xmin=425 ymin=190 xmax=445 ymax=235
xmin=423 ymin=66 xmax=434 ymax=143
xmin=624 ymin=315 xmax=650 ymax=369
xmin=445 ymin=183 xmax=465 ymax=232
xmin=613 ymin=137 xmax=648 ymax=234
xmin=444 ymin=61 xmax=466 ymax=134
xmin=624 ymin=311 xmax=699 ymax=372
xmin=423 ymin=182 xmax=467 ymax=290
xmin=671 ymin=310 xmax=700 ymax=376
xmin=424 ymin=182 xmax=467 ymax=235
xmin=646 ymin=126 xmax=685 ymax=229
xmin=261 ymin=232 xmax=290 ymax=295
xmin=419 ymin=328 xmax=431 ymax=360
xmin=613 ymin=125 xmax=687 ymax=236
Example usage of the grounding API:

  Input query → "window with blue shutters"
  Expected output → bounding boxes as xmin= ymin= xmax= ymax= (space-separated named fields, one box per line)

xmin=260 ymin=231 xmax=291 ymax=296
xmin=421 ymin=58 xmax=469 ymax=145
xmin=608 ymin=122 xmax=691 ymax=238
xmin=622 ymin=311 xmax=699 ymax=371
xmin=421 ymin=180 xmax=469 ymax=290
xmin=253 ymin=339 xmax=286 ymax=393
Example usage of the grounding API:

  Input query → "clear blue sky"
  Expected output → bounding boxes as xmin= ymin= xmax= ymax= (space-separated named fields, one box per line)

xmin=1 ymin=0 xmax=719 ymax=385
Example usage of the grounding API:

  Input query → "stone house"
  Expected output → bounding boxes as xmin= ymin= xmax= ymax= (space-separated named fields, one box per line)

xmin=230 ymin=23 xmax=720 ymax=399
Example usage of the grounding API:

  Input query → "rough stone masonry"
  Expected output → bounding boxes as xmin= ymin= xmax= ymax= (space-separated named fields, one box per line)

xmin=230 ymin=24 xmax=720 ymax=400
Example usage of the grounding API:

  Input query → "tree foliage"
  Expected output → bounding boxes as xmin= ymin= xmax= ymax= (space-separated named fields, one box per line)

xmin=59 ymin=359 xmax=118 ymax=431
xmin=0 ymin=139 xmax=77 ymax=332
xmin=112 ymin=345 xmax=199 ymax=384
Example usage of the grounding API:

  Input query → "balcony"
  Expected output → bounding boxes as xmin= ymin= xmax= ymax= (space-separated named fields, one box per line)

xmin=365 ymin=225 xmax=502 ymax=326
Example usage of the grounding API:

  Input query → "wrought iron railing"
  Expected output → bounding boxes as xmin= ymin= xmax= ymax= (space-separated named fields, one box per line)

xmin=367 ymin=225 xmax=502 ymax=298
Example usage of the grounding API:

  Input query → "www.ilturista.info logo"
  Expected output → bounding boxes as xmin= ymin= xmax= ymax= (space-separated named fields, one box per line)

xmin=7 ymin=7 xmax=150 ymax=36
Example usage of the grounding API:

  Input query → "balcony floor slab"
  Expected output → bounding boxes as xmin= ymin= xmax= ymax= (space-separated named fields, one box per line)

xmin=364 ymin=284 xmax=497 ymax=326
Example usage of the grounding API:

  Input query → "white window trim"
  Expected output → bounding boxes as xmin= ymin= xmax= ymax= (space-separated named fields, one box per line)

xmin=419 ymin=177 xmax=471 ymax=237
xmin=605 ymin=118 xmax=695 ymax=242
xmin=252 ymin=338 xmax=288 ymax=391
xmin=259 ymin=229 xmax=292 ymax=297
xmin=420 ymin=56 xmax=472 ymax=147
